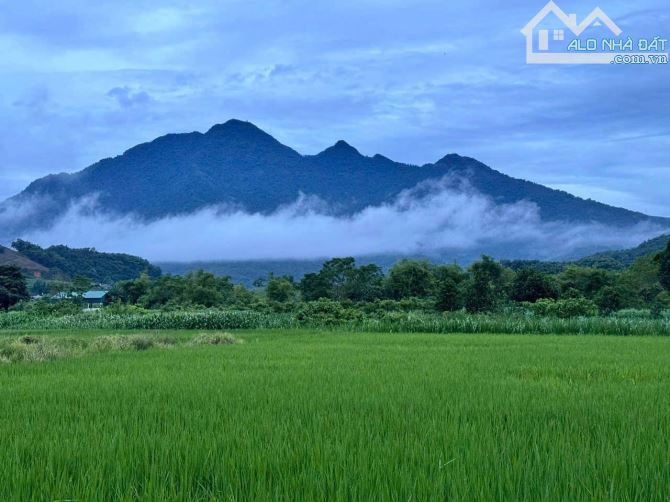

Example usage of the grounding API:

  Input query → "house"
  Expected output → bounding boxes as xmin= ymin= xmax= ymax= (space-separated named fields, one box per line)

xmin=50 ymin=290 xmax=109 ymax=309
xmin=521 ymin=1 xmax=622 ymax=64
xmin=82 ymin=290 xmax=108 ymax=309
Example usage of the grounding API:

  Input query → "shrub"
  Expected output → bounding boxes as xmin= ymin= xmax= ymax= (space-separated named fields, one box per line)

xmin=525 ymin=298 xmax=598 ymax=318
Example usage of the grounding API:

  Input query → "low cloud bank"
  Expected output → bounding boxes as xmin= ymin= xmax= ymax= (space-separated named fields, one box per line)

xmin=2 ymin=179 xmax=666 ymax=262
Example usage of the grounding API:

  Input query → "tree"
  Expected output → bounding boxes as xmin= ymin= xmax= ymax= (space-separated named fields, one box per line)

xmin=266 ymin=276 xmax=296 ymax=303
xmin=298 ymin=258 xmax=380 ymax=301
xmin=342 ymin=264 xmax=384 ymax=302
xmin=559 ymin=266 xmax=611 ymax=298
xmin=511 ymin=269 xmax=558 ymax=303
xmin=435 ymin=278 xmax=461 ymax=311
xmin=386 ymin=260 xmax=433 ymax=299
xmin=464 ymin=256 xmax=506 ymax=313
xmin=595 ymin=286 xmax=624 ymax=315
xmin=659 ymin=242 xmax=670 ymax=293
xmin=299 ymin=273 xmax=331 ymax=301
xmin=0 ymin=265 xmax=30 ymax=310
xmin=72 ymin=275 xmax=93 ymax=294
xmin=319 ymin=258 xmax=356 ymax=300
xmin=107 ymin=273 xmax=152 ymax=304
xmin=433 ymin=264 xmax=465 ymax=311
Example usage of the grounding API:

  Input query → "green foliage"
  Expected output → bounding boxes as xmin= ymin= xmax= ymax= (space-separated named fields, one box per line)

xmin=110 ymin=271 xmax=235 ymax=309
xmin=295 ymin=299 xmax=363 ymax=326
xmin=343 ymin=264 xmax=385 ymax=301
xmin=595 ymin=286 xmax=625 ymax=315
xmin=299 ymin=258 xmax=384 ymax=302
xmin=464 ymin=256 xmax=508 ymax=313
xmin=12 ymin=239 xmax=161 ymax=283
xmin=386 ymin=260 xmax=433 ymax=300
xmin=511 ymin=269 xmax=558 ymax=303
xmin=558 ymin=265 xmax=612 ymax=299
xmin=526 ymin=297 xmax=599 ymax=318
xmin=266 ymin=275 xmax=296 ymax=303
xmin=72 ymin=275 xmax=93 ymax=294
xmin=0 ymin=265 xmax=29 ymax=310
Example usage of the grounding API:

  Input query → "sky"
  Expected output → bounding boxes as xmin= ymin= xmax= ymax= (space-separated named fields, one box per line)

xmin=1 ymin=0 xmax=669 ymax=216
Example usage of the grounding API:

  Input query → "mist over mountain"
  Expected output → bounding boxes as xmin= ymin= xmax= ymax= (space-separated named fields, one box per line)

xmin=1 ymin=119 xmax=668 ymax=262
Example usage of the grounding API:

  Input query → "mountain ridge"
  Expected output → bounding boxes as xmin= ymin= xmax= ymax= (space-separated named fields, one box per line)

xmin=2 ymin=119 xmax=668 ymax=236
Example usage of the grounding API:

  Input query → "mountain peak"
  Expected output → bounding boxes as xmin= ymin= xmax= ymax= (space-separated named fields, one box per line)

xmin=436 ymin=153 xmax=466 ymax=164
xmin=206 ymin=119 xmax=269 ymax=137
xmin=435 ymin=153 xmax=492 ymax=172
xmin=317 ymin=140 xmax=363 ymax=159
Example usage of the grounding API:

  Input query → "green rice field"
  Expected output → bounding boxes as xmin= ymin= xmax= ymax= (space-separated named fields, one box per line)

xmin=1 ymin=329 xmax=669 ymax=500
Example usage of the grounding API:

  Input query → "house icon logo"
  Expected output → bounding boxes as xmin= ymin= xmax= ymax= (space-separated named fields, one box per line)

xmin=521 ymin=1 xmax=622 ymax=64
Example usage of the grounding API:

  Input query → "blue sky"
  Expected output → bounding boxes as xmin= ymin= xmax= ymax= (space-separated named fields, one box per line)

xmin=1 ymin=0 xmax=668 ymax=215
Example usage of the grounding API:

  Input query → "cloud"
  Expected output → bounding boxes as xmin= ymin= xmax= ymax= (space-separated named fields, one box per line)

xmin=106 ymin=86 xmax=152 ymax=108
xmin=6 ymin=179 xmax=666 ymax=263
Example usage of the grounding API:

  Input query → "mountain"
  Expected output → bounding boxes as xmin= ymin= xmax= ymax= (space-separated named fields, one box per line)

xmin=3 ymin=119 xmax=669 ymax=235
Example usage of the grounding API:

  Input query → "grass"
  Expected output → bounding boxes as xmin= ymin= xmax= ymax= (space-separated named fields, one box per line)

xmin=1 ymin=329 xmax=669 ymax=500
xmin=2 ymin=309 xmax=670 ymax=335
xmin=0 ymin=331 xmax=238 ymax=363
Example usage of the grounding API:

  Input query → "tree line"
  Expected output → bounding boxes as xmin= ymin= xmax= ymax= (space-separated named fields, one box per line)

xmin=3 ymin=241 xmax=670 ymax=315
xmin=106 ymin=242 xmax=670 ymax=315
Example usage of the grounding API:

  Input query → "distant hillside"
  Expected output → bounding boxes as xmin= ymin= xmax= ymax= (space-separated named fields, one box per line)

xmin=12 ymin=240 xmax=162 ymax=284
xmin=0 ymin=246 xmax=49 ymax=278
xmin=575 ymin=233 xmax=670 ymax=269
xmin=503 ymin=232 xmax=670 ymax=272
xmin=2 ymin=119 xmax=668 ymax=237
xmin=162 ymin=232 xmax=670 ymax=285
xmin=158 ymin=255 xmax=406 ymax=287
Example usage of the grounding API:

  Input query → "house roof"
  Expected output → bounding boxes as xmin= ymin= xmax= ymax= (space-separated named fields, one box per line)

xmin=521 ymin=1 xmax=622 ymax=37
xmin=83 ymin=290 xmax=108 ymax=300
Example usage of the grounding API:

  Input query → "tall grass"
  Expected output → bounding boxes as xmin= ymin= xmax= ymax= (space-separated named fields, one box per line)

xmin=0 ymin=331 xmax=238 ymax=363
xmin=1 ymin=309 xmax=669 ymax=335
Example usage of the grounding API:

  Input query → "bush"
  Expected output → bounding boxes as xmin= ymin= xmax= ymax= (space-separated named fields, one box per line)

xmin=525 ymin=298 xmax=598 ymax=318
xmin=295 ymin=300 xmax=363 ymax=326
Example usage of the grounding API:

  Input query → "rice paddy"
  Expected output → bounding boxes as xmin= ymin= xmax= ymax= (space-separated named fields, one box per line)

xmin=1 ymin=329 xmax=669 ymax=500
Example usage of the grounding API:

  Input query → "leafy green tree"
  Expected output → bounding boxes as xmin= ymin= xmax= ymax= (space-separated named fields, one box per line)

xmin=386 ymin=260 xmax=433 ymax=299
xmin=511 ymin=269 xmax=558 ymax=303
xmin=320 ymin=258 xmax=356 ymax=300
xmin=464 ymin=256 xmax=506 ymax=313
xmin=0 ymin=265 xmax=30 ymax=310
xmin=432 ymin=265 xmax=465 ymax=311
xmin=559 ymin=266 xmax=611 ymax=299
xmin=435 ymin=278 xmax=461 ymax=311
xmin=298 ymin=258 xmax=382 ymax=302
xmin=72 ymin=275 xmax=93 ymax=294
xmin=342 ymin=264 xmax=384 ymax=302
xmin=266 ymin=276 xmax=296 ymax=303
xmin=299 ymin=273 xmax=331 ymax=301
xmin=107 ymin=273 xmax=152 ymax=304
xmin=231 ymin=284 xmax=256 ymax=308
xmin=595 ymin=286 xmax=624 ymax=315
